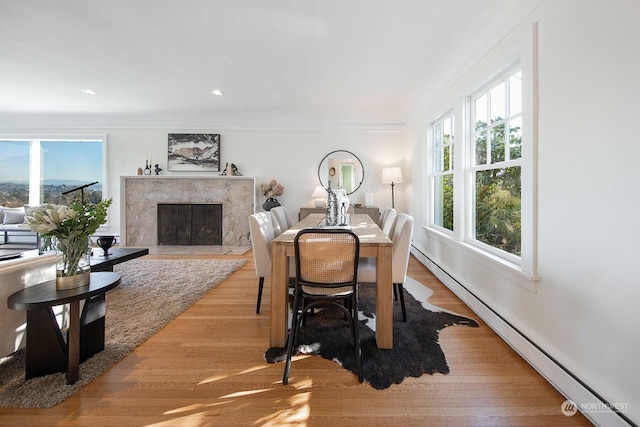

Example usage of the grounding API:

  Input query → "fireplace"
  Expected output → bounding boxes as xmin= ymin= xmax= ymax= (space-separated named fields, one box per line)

xmin=121 ymin=176 xmax=254 ymax=247
xmin=157 ymin=203 xmax=222 ymax=245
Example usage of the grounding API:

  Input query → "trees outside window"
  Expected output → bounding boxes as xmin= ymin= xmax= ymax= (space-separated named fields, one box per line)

xmin=471 ymin=70 xmax=522 ymax=256
xmin=431 ymin=113 xmax=454 ymax=231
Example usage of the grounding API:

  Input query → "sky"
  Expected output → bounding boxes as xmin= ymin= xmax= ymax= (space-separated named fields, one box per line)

xmin=0 ymin=140 xmax=102 ymax=183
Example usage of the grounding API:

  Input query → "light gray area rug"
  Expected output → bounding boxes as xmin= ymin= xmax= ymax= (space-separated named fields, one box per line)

xmin=0 ymin=258 xmax=246 ymax=408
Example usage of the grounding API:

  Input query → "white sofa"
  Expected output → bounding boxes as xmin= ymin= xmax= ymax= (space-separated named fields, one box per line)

xmin=0 ymin=206 xmax=38 ymax=246
xmin=0 ymin=251 xmax=57 ymax=356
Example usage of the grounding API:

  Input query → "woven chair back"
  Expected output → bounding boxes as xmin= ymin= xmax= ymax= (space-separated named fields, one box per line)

xmin=295 ymin=229 xmax=359 ymax=287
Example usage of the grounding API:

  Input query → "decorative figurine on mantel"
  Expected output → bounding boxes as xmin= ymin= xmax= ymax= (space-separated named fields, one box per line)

xmin=220 ymin=162 xmax=243 ymax=176
xmin=154 ymin=164 xmax=162 ymax=175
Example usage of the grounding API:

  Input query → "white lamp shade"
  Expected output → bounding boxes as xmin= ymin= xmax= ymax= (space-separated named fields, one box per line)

xmin=311 ymin=186 xmax=327 ymax=197
xmin=382 ymin=167 xmax=403 ymax=184
xmin=312 ymin=186 xmax=327 ymax=207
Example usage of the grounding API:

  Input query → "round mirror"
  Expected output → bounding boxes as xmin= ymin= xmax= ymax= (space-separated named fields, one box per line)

xmin=318 ymin=150 xmax=364 ymax=195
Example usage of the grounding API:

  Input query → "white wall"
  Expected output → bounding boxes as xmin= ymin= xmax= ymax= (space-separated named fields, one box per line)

xmin=407 ymin=0 xmax=640 ymax=424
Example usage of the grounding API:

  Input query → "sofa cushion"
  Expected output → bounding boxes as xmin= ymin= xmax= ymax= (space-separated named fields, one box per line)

xmin=0 ymin=207 xmax=26 ymax=224
xmin=3 ymin=211 xmax=25 ymax=224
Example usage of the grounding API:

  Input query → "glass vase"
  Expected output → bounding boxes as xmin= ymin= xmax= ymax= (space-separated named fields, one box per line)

xmin=54 ymin=236 xmax=91 ymax=290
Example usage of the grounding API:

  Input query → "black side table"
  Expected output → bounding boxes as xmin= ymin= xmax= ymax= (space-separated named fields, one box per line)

xmin=90 ymin=247 xmax=149 ymax=272
xmin=7 ymin=272 xmax=121 ymax=384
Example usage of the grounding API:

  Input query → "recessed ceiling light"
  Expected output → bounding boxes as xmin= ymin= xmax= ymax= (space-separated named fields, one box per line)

xmin=81 ymin=89 xmax=97 ymax=95
xmin=211 ymin=89 xmax=224 ymax=96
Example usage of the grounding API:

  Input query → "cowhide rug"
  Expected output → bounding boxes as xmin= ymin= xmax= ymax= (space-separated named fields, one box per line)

xmin=265 ymin=277 xmax=479 ymax=389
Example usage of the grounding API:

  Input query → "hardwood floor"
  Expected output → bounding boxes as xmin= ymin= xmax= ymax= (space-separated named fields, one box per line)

xmin=0 ymin=252 xmax=592 ymax=426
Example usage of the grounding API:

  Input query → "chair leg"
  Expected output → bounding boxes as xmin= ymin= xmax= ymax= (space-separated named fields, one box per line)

xmin=283 ymin=288 xmax=303 ymax=385
xmin=256 ymin=277 xmax=265 ymax=314
xmin=352 ymin=293 xmax=363 ymax=383
xmin=395 ymin=283 xmax=407 ymax=322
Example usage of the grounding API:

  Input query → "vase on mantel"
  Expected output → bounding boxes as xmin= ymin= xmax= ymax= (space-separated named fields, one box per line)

xmin=262 ymin=198 xmax=281 ymax=211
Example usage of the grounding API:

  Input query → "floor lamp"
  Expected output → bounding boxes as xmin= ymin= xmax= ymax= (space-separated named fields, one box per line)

xmin=382 ymin=167 xmax=403 ymax=209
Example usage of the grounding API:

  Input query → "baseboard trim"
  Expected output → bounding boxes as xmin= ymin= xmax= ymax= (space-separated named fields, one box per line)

xmin=411 ymin=247 xmax=635 ymax=427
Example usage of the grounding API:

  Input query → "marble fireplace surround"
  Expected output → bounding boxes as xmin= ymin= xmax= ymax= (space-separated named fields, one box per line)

xmin=120 ymin=176 xmax=255 ymax=247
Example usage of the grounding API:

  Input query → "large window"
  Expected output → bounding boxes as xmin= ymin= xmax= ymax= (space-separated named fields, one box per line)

xmin=431 ymin=113 xmax=454 ymax=231
xmin=470 ymin=69 xmax=522 ymax=257
xmin=424 ymin=27 xmax=537 ymax=282
xmin=0 ymin=136 xmax=106 ymax=207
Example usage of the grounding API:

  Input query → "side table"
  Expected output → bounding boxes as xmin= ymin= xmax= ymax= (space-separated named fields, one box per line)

xmin=90 ymin=247 xmax=149 ymax=272
xmin=7 ymin=272 xmax=121 ymax=384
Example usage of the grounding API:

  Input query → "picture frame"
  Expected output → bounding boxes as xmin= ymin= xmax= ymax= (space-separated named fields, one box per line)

xmin=168 ymin=133 xmax=220 ymax=172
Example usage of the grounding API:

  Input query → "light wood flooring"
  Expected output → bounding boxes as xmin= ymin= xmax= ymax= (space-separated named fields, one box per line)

xmin=0 ymin=252 xmax=592 ymax=426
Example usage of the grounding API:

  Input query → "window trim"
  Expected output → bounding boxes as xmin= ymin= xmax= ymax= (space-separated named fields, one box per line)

xmin=425 ymin=225 xmax=539 ymax=292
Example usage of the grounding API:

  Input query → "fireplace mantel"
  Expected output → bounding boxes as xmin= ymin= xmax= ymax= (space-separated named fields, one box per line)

xmin=120 ymin=176 xmax=255 ymax=247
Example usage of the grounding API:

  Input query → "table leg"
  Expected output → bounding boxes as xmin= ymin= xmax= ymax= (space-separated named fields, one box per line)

xmin=375 ymin=245 xmax=393 ymax=349
xmin=80 ymin=294 xmax=106 ymax=362
xmin=25 ymin=308 xmax=66 ymax=379
xmin=66 ymin=300 xmax=80 ymax=384
xmin=270 ymin=243 xmax=289 ymax=347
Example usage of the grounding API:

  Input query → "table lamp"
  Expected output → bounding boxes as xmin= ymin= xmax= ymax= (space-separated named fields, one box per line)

xmin=381 ymin=167 xmax=403 ymax=209
xmin=312 ymin=186 xmax=327 ymax=208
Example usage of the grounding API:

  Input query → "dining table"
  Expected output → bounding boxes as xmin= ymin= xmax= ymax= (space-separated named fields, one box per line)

xmin=270 ymin=213 xmax=394 ymax=349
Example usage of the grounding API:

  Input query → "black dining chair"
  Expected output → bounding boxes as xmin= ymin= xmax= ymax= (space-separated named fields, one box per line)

xmin=282 ymin=228 xmax=362 ymax=384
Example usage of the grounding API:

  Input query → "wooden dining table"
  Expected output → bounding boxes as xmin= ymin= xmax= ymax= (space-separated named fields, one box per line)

xmin=270 ymin=213 xmax=394 ymax=349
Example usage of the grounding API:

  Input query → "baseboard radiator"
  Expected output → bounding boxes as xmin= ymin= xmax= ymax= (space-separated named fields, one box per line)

xmin=410 ymin=247 xmax=635 ymax=427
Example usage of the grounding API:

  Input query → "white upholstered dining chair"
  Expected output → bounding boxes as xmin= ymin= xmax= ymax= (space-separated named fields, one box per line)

xmin=249 ymin=212 xmax=274 ymax=314
xmin=358 ymin=213 xmax=414 ymax=322
xmin=270 ymin=211 xmax=284 ymax=237
xmin=270 ymin=206 xmax=293 ymax=234
xmin=378 ymin=207 xmax=397 ymax=236
xmin=248 ymin=212 xmax=294 ymax=314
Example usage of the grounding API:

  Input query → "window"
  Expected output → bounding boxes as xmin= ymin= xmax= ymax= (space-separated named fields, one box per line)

xmin=0 ymin=136 xmax=106 ymax=207
xmin=470 ymin=68 xmax=522 ymax=257
xmin=0 ymin=140 xmax=30 ymax=207
xmin=424 ymin=26 xmax=537 ymax=283
xmin=430 ymin=112 xmax=454 ymax=231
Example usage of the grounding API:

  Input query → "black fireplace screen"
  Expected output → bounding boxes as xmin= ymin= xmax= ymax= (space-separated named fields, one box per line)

xmin=157 ymin=203 xmax=222 ymax=245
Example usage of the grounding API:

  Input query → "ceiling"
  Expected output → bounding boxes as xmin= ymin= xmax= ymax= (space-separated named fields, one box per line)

xmin=0 ymin=0 xmax=532 ymax=130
